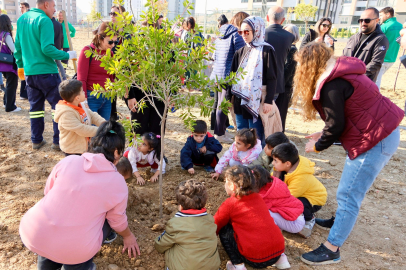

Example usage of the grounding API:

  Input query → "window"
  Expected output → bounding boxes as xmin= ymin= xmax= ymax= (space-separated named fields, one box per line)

xmin=351 ymin=16 xmax=360 ymax=25
xmin=343 ymin=0 xmax=351 ymax=3
xmin=267 ymin=0 xmax=277 ymax=2
xmin=340 ymin=16 xmax=349 ymax=24
xmin=356 ymin=7 xmax=366 ymax=11
xmin=241 ymin=0 xmax=248 ymax=3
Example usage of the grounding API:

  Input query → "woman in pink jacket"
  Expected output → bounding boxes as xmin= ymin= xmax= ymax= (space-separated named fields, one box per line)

xmin=19 ymin=121 xmax=140 ymax=270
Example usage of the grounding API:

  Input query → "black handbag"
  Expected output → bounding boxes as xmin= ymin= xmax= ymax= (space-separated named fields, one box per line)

xmin=0 ymin=32 xmax=15 ymax=65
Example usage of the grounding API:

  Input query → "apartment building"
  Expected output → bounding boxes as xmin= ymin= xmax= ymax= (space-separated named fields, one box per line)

xmin=1 ymin=0 xmax=76 ymax=23
xmin=338 ymin=0 xmax=406 ymax=29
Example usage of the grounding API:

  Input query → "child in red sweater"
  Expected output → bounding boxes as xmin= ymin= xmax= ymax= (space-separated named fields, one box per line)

xmin=214 ymin=165 xmax=287 ymax=270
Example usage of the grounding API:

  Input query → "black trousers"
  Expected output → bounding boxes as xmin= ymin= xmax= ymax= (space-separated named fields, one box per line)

xmin=211 ymin=90 xmax=229 ymax=131
xmin=125 ymin=98 xmax=166 ymax=136
xmin=192 ymin=153 xmax=218 ymax=168
xmin=298 ymin=197 xmax=322 ymax=221
xmin=20 ymin=79 xmax=28 ymax=99
xmin=275 ymin=87 xmax=293 ymax=132
xmin=3 ymin=72 xmax=18 ymax=112
xmin=219 ymin=224 xmax=280 ymax=268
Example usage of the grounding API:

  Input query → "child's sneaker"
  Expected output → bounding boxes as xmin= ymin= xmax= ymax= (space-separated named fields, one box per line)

xmin=273 ymin=253 xmax=291 ymax=269
xmin=90 ymin=262 xmax=97 ymax=270
xmin=226 ymin=261 xmax=247 ymax=270
xmin=103 ymin=231 xmax=117 ymax=244
xmin=301 ymin=243 xmax=341 ymax=265
xmin=204 ymin=166 xmax=215 ymax=173
xmin=298 ymin=216 xmax=316 ymax=238
xmin=315 ymin=216 xmax=335 ymax=231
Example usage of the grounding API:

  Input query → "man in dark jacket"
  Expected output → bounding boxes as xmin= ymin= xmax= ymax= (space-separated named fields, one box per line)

xmin=265 ymin=6 xmax=295 ymax=131
xmin=342 ymin=8 xmax=389 ymax=82
xmin=51 ymin=16 xmax=66 ymax=80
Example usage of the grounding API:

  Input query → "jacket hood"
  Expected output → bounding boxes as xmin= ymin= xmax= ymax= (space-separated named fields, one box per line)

xmin=314 ymin=56 xmax=366 ymax=99
xmin=287 ymin=156 xmax=315 ymax=179
xmin=260 ymin=178 xmax=291 ymax=200
xmin=219 ymin=24 xmax=238 ymax=39
xmin=82 ymin=153 xmax=117 ymax=173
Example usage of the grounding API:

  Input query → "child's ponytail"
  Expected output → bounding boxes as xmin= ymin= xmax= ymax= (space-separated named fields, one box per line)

xmin=236 ymin=128 xmax=258 ymax=149
xmin=142 ymin=132 xmax=162 ymax=161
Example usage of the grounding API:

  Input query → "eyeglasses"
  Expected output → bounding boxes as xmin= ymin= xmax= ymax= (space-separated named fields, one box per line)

xmin=321 ymin=24 xmax=331 ymax=28
xmin=358 ymin=18 xmax=378 ymax=24
xmin=108 ymin=40 xmax=119 ymax=45
xmin=238 ymin=30 xmax=253 ymax=36
xmin=109 ymin=12 xmax=117 ymax=17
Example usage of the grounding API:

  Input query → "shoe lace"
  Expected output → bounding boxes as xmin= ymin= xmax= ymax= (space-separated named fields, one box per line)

xmin=312 ymin=244 xmax=328 ymax=255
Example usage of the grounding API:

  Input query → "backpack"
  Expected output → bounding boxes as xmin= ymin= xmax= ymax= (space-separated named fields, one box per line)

xmin=72 ymin=45 xmax=92 ymax=80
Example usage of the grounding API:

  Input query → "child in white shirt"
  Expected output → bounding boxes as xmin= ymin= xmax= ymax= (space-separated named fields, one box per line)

xmin=211 ymin=128 xmax=262 ymax=180
xmin=124 ymin=132 xmax=166 ymax=185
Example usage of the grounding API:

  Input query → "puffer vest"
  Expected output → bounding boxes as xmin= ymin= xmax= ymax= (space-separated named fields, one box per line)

xmin=313 ymin=56 xmax=404 ymax=160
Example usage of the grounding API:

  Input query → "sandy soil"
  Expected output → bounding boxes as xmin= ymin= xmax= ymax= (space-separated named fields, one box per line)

xmin=0 ymin=30 xmax=405 ymax=270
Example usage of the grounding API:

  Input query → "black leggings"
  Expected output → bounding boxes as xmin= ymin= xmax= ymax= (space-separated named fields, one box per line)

xmin=219 ymin=224 xmax=280 ymax=268
xmin=298 ymin=197 xmax=322 ymax=221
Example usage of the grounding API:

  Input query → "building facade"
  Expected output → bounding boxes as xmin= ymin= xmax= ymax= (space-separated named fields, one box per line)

xmin=1 ymin=0 xmax=77 ymax=23
xmin=338 ymin=0 xmax=405 ymax=29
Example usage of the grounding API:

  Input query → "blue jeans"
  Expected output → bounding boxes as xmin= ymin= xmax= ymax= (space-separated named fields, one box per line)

xmin=327 ymin=127 xmax=400 ymax=247
xmin=0 ymin=72 xmax=3 ymax=85
xmin=87 ymin=90 xmax=111 ymax=121
xmin=235 ymin=114 xmax=265 ymax=146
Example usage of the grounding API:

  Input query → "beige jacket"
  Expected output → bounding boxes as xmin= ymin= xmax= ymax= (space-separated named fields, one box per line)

xmin=54 ymin=103 xmax=105 ymax=154
xmin=259 ymin=86 xmax=283 ymax=138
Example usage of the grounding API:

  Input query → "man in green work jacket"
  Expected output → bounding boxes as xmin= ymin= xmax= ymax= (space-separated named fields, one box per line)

xmin=14 ymin=0 xmax=77 ymax=150
xmin=57 ymin=10 xmax=76 ymax=68
xmin=376 ymin=6 xmax=403 ymax=89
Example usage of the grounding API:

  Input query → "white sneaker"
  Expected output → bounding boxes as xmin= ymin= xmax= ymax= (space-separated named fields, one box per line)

xmin=225 ymin=131 xmax=235 ymax=139
xmin=298 ymin=216 xmax=316 ymax=238
xmin=273 ymin=253 xmax=291 ymax=269
xmin=19 ymin=97 xmax=27 ymax=100
xmin=215 ymin=134 xmax=233 ymax=143
xmin=11 ymin=107 xmax=22 ymax=112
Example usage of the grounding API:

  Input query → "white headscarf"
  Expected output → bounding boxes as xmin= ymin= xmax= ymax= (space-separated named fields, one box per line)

xmin=231 ymin=16 xmax=273 ymax=122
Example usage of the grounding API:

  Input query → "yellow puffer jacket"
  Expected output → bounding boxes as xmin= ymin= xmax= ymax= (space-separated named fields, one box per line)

xmin=284 ymin=155 xmax=327 ymax=206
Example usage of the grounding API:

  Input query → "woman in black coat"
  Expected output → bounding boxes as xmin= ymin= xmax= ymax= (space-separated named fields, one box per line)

xmin=300 ymin=17 xmax=335 ymax=51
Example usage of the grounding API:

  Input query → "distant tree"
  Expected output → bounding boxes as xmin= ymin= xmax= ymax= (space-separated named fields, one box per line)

xmin=87 ymin=0 xmax=98 ymax=23
xmin=294 ymin=0 xmax=318 ymax=31
xmin=156 ymin=0 xmax=168 ymax=17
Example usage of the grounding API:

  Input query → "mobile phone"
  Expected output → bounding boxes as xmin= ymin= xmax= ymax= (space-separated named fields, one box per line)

xmin=396 ymin=36 xmax=401 ymax=45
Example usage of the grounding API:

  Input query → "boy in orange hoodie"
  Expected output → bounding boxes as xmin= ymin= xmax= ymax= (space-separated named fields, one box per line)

xmin=272 ymin=143 xmax=327 ymax=239
xmin=54 ymin=80 xmax=105 ymax=155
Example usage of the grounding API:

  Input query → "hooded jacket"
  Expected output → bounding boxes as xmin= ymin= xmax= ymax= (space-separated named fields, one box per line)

xmin=180 ymin=132 xmax=222 ymax=170
xmin=54 ymin=101 xmax=105 ymax=154
xmin=19 ymin=153 xmax=128 ymax=264
xmin=210 ymin=24 xmax=245 ymax=81
xmin=283 ymin=156 xmax=327 ymax=206
xmin=258 ymin=178 xmax=304 ymax=221
xmin=155 ymin=209 xmax=221 ymax=270
xmin=342 ymin=24 xmax=389 ymax=82
xmin=313 ymin=56 xmax=404 ymax=159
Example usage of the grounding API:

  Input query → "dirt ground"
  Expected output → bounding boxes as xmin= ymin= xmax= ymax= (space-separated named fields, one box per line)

xmin=0 ymin=30 xmax=405 ymax=270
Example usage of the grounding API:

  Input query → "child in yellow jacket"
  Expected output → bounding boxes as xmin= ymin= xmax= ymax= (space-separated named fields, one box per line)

xmin=54 ymin=80 xmax=105 ymax=155
xmin=271 ymin=143 xmax=327 ymax=239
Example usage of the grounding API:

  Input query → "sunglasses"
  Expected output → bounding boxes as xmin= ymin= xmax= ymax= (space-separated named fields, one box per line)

xmin=109 ymin=12 xmax=118 ymax=17
xmin=108 ymin=40 xmax=119 ymax=45
xmin=358 ymin=18 xmax=378 ymax=24
xmin=238 ymin=30 xmax=253 ymax=36
xmin=321 ymin=24 xmax=331 ymax=28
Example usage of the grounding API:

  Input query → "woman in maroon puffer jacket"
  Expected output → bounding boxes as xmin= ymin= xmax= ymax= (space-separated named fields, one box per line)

xmin=294 ymin=43 xmax=403 ymax=266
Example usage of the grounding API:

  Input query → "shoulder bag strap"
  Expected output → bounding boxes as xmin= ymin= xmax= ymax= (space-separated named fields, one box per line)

xmin=0 ymin=32 xmax=5 ymax=52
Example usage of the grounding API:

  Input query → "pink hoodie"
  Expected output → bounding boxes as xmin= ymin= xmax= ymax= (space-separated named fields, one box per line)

xmin=19 ymin=153 xmax=128 ymax=264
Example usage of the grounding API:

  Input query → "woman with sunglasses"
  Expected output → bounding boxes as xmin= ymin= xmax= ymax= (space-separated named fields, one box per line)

xmin=300 ymin=17 xmax=335 ymax=51
xmin=227 ymin=16 xmax=277 ymax=145
xmin=294 ymin=43 xmax=403 ymax=265
xmin=77 ymin=22 xmax=117 ymax=121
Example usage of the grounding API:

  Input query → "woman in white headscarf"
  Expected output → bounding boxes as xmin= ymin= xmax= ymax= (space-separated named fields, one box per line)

xmin=226 ymin=16 xmax=278 ymax=145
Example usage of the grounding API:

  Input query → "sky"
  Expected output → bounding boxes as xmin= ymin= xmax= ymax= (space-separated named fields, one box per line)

xmin=76 ymin=0 xmax=233 ymax=14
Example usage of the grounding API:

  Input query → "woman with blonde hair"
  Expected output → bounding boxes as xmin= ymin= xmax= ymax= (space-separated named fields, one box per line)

xmin=294 ymin=42 xmax=403 ymax=265
xmin=300 ymin=17 xmax=335 ymax=50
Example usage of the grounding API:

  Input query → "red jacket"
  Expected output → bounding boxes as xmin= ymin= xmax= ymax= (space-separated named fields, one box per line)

xmin=77 ymin=43 xmax=115 ymax=97
xmin=258 ymin=178 xmax=304 ymax=221
xmin=214 ymin=193 xmax=285 ymax=263
xmin=313 ymin=56 xmax=404 ymax=159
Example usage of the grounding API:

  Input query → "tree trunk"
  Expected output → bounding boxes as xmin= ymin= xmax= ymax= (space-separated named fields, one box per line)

xmin=159 ymin=103 xmax=169 ymax=218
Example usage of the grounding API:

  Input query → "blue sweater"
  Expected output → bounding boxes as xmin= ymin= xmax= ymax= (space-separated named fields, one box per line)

xmin=210 ymin=24 xmax=245 ymax=81
xmin=180 ymin=132 xmax=223 ymax=170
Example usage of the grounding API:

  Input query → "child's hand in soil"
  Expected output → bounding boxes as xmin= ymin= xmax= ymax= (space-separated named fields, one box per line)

xmin=150 ymin=173 xmax=159 ymax=183
xmin=188 ymin=168 xmax=195 ymax=174
xmin=136 ymin=176 xmax=145 ymax=185
xmin=211 ymin=172 xmax=220 ymax=180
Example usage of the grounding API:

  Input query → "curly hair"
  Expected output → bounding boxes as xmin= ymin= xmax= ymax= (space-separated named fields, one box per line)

xmin=176 ymin=179 xmax=207 ymax=210
xmin=224 ymin=165 xmax=257 ymax=197
xmin=292 ymin=42 xmax=334 ymax=121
